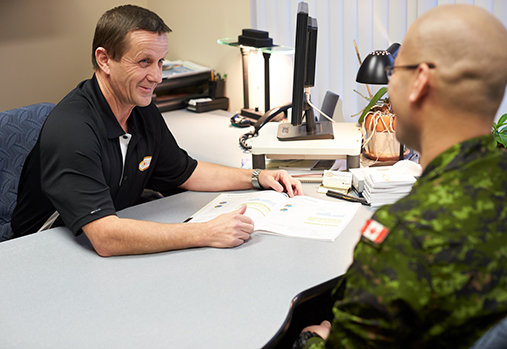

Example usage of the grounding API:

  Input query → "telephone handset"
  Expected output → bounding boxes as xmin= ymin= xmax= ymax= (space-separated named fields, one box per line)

xmin=238 ymin=103 xmax=292 ymax=150
xmin=253 ymin=103 xmax=292 ymax=132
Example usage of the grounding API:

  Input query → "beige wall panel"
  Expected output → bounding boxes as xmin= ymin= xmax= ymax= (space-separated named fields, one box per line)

xmin=148 ymin=0 xmax=250 ymax=114
xmin=0 ymin=0 xmax=147 ymax=111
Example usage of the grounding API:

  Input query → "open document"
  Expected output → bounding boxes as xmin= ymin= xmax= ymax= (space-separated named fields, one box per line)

xmin=187 ymin=191 xmax=361 ymax=241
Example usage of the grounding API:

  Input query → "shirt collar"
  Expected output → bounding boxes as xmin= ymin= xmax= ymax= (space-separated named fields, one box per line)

xmin=421 ymin=134 xmax=498 ymax=181
xmin=88 ymin=74 xmax=139 ymax=140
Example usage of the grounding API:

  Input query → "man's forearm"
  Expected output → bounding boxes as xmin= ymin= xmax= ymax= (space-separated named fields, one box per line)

xmin=179 ymin=161 xmax=303 ymax=197
xmin=83 ymin=215 xmax=206 ymax=256
xmin=179 ymin=161 xmax=253 ymax=192
xmin=82 ymin=206 xmax=253 ymax=256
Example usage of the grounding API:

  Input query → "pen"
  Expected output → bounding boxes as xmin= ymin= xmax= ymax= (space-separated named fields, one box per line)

xmin=326 ymin=190 xmax=370 ymax=206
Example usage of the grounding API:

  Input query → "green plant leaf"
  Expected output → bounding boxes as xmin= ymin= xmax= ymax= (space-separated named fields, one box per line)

xmin=357 ymin=87 xmax=388 ymax=124
xmin=498 ymin=113 xmax=507 ymax=126
xmin=497 ymin=133 xmax=507 ymax=148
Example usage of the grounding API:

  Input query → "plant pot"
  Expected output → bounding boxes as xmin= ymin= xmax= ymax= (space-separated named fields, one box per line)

xmin=362 ymin=104 xmax=408 ymax=161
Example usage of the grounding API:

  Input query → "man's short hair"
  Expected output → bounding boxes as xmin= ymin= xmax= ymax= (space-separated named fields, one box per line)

xmin=91 ymin=5 xmax=172 ymax=70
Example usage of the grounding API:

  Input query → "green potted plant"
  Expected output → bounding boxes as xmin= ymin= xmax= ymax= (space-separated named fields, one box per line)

xmin=355 ymin=87 xmax=405 ymax=161
xmin=492 ymin=113 xmax=507 ymax=148
xmin=357 ymin=87 xmax=388 ymax=125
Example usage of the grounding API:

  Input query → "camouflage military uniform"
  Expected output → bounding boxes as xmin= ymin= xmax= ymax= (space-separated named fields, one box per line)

xmin=303 ymin=134 xmax=507 ymax=349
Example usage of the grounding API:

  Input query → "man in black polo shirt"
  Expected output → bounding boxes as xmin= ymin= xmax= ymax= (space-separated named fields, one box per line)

xmin=11 ymin=5 xmax=303 ymax=256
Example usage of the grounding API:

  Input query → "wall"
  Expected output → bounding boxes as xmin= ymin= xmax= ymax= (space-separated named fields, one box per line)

xmin=149 ymin=0 xmax=250 ymax=114
xmin=0 ymin=0 xmax=250 ymax=113
xmin=0 ymin=0 xmax=145 ymax=112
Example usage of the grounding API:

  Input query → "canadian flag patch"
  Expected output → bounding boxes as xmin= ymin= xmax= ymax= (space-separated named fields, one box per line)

xmin=361 ymin=219 xmax=390 ymax=244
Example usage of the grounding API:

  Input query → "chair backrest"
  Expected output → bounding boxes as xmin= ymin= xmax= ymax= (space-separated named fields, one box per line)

xmin=0 ymin=103 xmax=55 ymax=242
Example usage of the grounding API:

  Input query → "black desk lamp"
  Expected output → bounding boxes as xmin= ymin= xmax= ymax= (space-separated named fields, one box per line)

xmin=356 ymin=50 xmax=394 ymax=84
xmin=238 ymin=29 xmax=275 ymax=120
xmin=356 ymin=43 xmax=404 ymax=160
xmin=356 ymin=43 xmax=400 ymax=84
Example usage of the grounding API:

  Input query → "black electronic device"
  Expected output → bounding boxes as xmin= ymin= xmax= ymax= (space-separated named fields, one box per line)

xmin=277 ymin=2 xmax=334 ymax=141
xmin=238 ymin=29 xmax=273 ymax=48
xmin=238 ymin=104 xmax=291 ymax=151
xmin=230 ymin=114 xmax=253 ymax=128
xmin=238 ymin=91 xmax=338 ymax=151
xmin=254 ymin=103 xmax=292 ymax=132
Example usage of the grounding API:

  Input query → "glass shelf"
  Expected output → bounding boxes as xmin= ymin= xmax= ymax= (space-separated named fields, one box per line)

xmin=217 ymin=38 xmax=294 ymax=55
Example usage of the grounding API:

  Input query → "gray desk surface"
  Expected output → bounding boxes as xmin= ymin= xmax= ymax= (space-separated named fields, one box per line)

xmin=0 ymin=109 xmax=372 ymax=348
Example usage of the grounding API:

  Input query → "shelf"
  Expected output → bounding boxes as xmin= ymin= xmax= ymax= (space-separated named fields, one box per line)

xmin=153 ymin=72 xmax=210 ymax=113
xmin=217 ymin=38 xmax=294 ymax=55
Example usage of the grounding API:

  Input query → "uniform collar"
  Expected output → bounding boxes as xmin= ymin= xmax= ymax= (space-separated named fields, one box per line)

xmin=421 ymin=134 xmax=498 ymax=181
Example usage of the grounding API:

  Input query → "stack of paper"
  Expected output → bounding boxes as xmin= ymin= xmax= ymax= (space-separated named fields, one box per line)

xmin=161 ymin=60 xmax=211 ymax=80
xmin=362 ymin=172 xmax=416 ymax=207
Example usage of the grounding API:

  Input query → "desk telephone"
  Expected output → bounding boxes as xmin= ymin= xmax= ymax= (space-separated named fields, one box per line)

xmin=232 ymin=104 xmax=292 ymax=150
xmin=230 ymin=103 xmax=291 ymax=130
xmin=234 ymin=91 xmax=339 ymax=150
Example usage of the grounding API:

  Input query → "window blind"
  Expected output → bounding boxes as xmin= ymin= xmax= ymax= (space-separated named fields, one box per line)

xmin=250 ymin=0 xmax=507 ymax=122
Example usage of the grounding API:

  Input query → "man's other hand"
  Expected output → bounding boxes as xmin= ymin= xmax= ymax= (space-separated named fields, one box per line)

xmin=259 ymin=170 xmax=304 ymax=197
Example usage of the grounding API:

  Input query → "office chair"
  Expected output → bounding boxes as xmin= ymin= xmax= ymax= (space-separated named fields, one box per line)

xmin=262 ymin=275 xmax=340 ymax=349
xmin=469 ymin=315 xmax=507 ymax=348
xmin=0 ymin=103 xmax=55 ymax=242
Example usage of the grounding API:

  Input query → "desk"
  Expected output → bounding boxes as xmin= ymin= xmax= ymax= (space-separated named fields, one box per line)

xmin=0 ymin=109 xmax=372 ymax=348
xmin=163 ymin=109 xmax=251 ymax=168
xmin=251 ymin=122 xmax=362 ymax=170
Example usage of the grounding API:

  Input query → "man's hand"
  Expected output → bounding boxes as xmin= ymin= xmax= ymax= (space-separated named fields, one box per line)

xmin=258 ymin=170 xmax=304 ymax=197
xmin=201 ymin=205 xmax=254 ymax=247
xmin=302 ymin=320 xmax=331 ymax=340
xmin=82 ymin=205 xmax=254 ymax=256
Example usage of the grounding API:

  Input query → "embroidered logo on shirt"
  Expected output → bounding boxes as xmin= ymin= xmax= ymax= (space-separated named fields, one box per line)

xmin=139 ymin=156 xmax=152 ymax=171
xmin=361 ymin=219 xmax=389 ymax=244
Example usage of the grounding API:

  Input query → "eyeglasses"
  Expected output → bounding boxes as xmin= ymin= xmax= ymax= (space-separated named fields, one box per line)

xmin=385 ymin=63 xmax=436 ymax=81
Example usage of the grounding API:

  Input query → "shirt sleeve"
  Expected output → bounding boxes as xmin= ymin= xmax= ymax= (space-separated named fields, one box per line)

xmin=39 ymin=109 xmax=117 ymax=234
xmin=325 ymin=209 xmax=432 ymax=349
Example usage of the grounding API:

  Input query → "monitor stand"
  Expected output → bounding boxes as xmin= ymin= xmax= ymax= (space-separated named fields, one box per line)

xmin=277 ymin=95 xmax=334 ymax=141
xmin=251 ymin=122 xmax=362 ymax=170
xmin=276 ymin=120 xmax=334 ymax=141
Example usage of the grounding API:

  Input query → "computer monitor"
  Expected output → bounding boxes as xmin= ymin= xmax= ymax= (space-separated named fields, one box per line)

xmin=277 ymin=1 xmax=334 ymax=141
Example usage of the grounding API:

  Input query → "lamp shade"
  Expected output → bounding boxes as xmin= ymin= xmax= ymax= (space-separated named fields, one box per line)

xmin=386 ymin=43 xmax=401 ymax=58
xmin=356 ymin=50 xmax=394 ymax=85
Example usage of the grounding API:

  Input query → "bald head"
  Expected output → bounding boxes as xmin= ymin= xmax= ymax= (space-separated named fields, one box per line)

xmin=399 ymin=5 xmax=507 ymax=117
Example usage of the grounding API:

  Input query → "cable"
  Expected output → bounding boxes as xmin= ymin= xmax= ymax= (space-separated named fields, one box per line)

xmin=305 ymin=91 xmax=335 ymax=123
xmin=239 ymin=130 xmax=257 ymax=150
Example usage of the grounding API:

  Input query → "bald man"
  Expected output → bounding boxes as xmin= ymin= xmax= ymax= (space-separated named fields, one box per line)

xmin=293 ymin=5 xmax=507 ymax=349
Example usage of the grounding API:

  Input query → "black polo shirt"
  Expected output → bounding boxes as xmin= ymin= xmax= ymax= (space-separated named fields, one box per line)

xmin=11 ymin=75 xmax=197 ymax=237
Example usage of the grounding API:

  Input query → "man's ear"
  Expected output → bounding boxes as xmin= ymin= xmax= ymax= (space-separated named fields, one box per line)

xmin=95 ymin=47 xmax=111 ymax=75
xmin=408 ymin=64 xmax=431 ymax=104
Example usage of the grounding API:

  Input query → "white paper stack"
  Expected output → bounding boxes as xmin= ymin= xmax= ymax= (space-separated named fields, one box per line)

xmin=363 ymin=172 xmax=417 ymax=207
